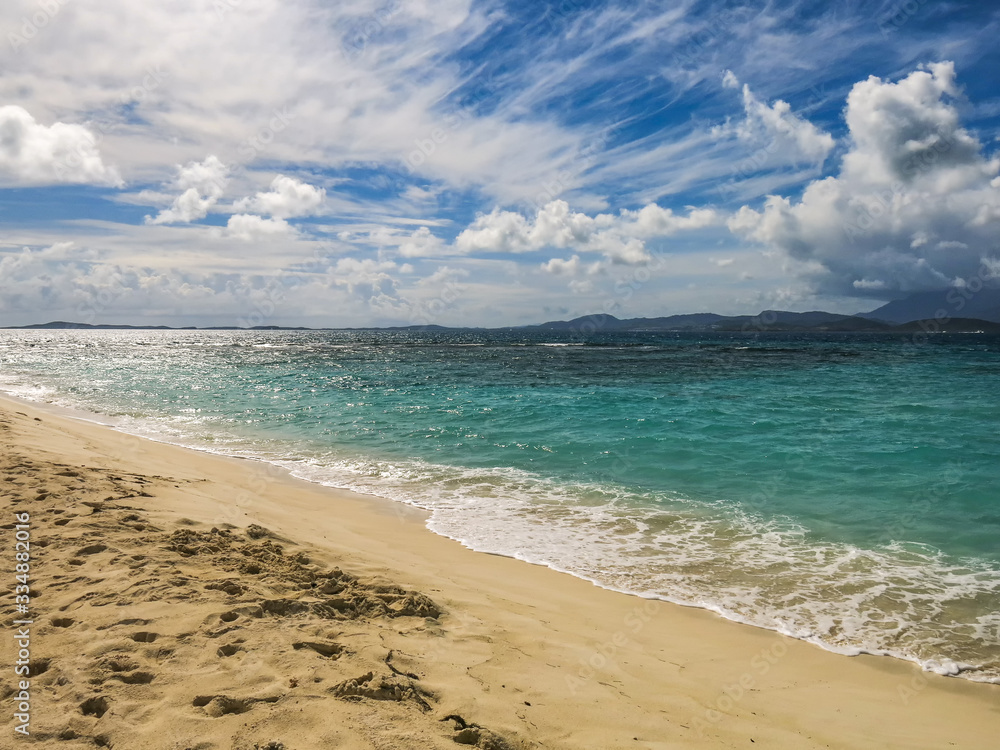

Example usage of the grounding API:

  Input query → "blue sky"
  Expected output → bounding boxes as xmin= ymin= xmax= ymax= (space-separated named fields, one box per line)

xmin=1 ymin=0 xmax=999 ymax=326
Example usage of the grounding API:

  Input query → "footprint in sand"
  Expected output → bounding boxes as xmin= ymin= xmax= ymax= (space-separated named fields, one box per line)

xmin=116 ymin=671 xmax=156 ymax=684
xmin=80 ymin=696 xmax=109 ymax=718
xmin=103 ymin=656 xmax=140 ymax=673
xmin=76 ymin=543 xmax=108 ymax=555
xmin=27 ymin=659 xmax=50 ymax=677
xmin=292 ymin=641 xmax=343 ymax=658
xmin=192 ymin=694 xmax=280 ymax=718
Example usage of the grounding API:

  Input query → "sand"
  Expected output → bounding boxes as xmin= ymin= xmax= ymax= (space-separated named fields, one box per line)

xmin=0 ymin=394 xmax=997 ymax=749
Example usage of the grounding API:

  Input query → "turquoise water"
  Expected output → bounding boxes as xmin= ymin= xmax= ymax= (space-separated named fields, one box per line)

xmin=1 ymin=328 xmax=998 ymax=681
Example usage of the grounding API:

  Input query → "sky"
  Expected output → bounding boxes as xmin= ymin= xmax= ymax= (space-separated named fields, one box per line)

xmin=1 ymin=0 xmax=999 ymax=327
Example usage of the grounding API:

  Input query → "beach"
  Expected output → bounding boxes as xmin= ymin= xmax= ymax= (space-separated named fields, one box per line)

xmin=1 ymin=393 xmax=998 ymax=749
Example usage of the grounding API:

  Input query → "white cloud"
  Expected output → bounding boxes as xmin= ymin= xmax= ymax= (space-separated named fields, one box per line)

xmin=542 ymin=255 xmax=585 ymax=275
xmin=729 ymin=62 xmax=1000 ymax=298
xmin=0 ymin=106 xmax=121 ymax=186
xmin=226 ymin=213 xmax=294 ymax=240
xmin=456 ymin=199 xmax=720 ymax=264
xmin=0 ymin=0 xmax=585 ymax=205
xmin=146 ymin=156 xmax=228 ymax=225
xmin=398 ymin=226 xmax=446 ymax=258
xmin=841 ymin=61 xmax=983 ymax=185
xmin=327 ymin=257 xmax=402 ymax=305
xmin=541 ymin=254 xmax=605 ymax=293
xmin=233 ymin=175 xmax=326 ymax=219
xmin=724 ymin=74 xmax=835 ymax=165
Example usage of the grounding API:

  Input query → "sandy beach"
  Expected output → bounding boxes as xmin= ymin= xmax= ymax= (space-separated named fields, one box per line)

xmin=1 ymin=394 xmax=997 ymax=749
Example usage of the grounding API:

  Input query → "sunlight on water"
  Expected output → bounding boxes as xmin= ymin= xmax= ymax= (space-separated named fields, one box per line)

xmin=1 ymin=328 xmax=998 ymax=681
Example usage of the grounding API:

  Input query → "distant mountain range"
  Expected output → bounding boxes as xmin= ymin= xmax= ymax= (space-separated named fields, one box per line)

xmin=859 ymin=288 xmax=1000 ymax=324
xmin=6 ymin=313 xmax=1000 ymax=334
xmin=6 ymin=322 xmax=312 ymax=331
xmin=526 ymin=311 xmax=1000 ymax=333
xmin=6 ymin=289 xmax=1000 ymax=333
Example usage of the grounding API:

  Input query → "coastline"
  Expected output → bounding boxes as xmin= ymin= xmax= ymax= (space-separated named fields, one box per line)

xmin=1 ymin=393 xmax=998 ymax=748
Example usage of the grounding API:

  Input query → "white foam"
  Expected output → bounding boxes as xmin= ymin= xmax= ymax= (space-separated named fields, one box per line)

xmin=1 ymin=356 xmax=998 ymax=684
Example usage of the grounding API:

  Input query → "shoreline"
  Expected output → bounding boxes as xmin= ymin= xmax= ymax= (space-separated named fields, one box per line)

xmin=1 ymin=393 xmax=998 ymax=748
xmin=4 ymin=388 xmax=997 ymax=685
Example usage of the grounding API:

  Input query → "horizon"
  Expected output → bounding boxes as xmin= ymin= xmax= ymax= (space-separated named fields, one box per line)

xmin=2 ymin=2 xmax=999 ymax=327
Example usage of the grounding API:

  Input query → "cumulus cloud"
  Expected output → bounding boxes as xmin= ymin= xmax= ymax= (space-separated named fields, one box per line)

xmin=326 ymin=257 xmax=402 ymax=305
xmin=232 ymin=175 xmax=326 ymax=219
xmin=0 ymin=106 xmax=121 ymax=187
xmin=226 ymin=214 xmax=294 ymax=240
xmin=0 ymin=242 xmax=422 ymax=326
xmin=146 ymin=156 xmax=228 ymax=224
xmin=729 ymin=62 xmax=1000 ymax=298
xmin=542 ymin=255 xmax=586 ymax=275
xmin=541 ymin=253 xmax=605 ymax=293
xmin=456 ymin=199 xmax=719 ymax=264
xmin=722 ymin=74 xmax=835 ymax=166
xmin=398 ymin=226 xmax=446 ymax=258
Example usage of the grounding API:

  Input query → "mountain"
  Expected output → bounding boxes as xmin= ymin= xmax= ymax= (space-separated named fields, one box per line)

xmin=529 ymin=311 xmax=892 ymax=333
xmin=12 ymin=322 xmax=310 ymax=330
xmin=7 ymin=311 xmax=1000 ymax=334
xmin=860 ymin=289 xmax=1000 ymax=324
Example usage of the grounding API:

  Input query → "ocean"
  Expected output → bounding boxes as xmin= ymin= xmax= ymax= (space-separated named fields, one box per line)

xmin=1 ymin=327 xmax=998 ymax=682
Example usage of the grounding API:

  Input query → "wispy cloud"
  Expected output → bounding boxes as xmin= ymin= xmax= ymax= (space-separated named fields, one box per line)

xmin=1 ymin=1 xmax=999 ymax=324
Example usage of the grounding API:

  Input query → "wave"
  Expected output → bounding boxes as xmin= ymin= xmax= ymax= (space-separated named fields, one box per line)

xmin=1 ymin=345 xmax=998 ymax=684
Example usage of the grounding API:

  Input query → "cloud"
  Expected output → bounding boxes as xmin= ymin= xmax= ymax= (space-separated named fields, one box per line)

xmin=541 ymin=253 xmax=605 ymax=293
xmin=146 ymin=156 xmax=228 ymax=225
xmin=232 ymin=175 xmax=326 ymax=219
xmin=723 ymin=74 xmax=835 ymax=166
xmin=226 ymin=214 xmax=294 ymax=240
xmin=326 ymin=257 xmax=402 ymax=305
xmin=729 ymin=62 xmax=1000 ymax=298
xmin=398 ymin=226 xmax=446 ymax=258
xmin=0 ymin=106 xmax=121 ymax=186
xmin=542 ymin=255 xmax=586 ymax=276
xmin=0 ymin=0 xmax=585 ymax=205
xmin=456 ymin=199 xmax=720 ymax=264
